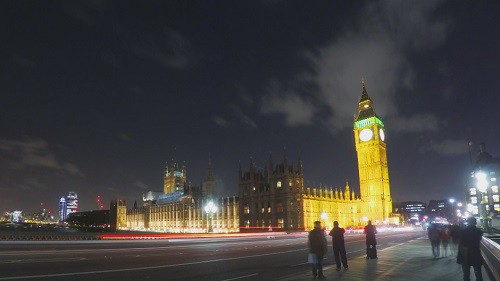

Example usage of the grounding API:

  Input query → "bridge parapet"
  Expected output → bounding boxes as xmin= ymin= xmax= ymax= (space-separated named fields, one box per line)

xmin=481 ymin=235 xmax=500 ymax=281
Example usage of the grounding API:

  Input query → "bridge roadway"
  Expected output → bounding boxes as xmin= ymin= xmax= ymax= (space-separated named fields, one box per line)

xmin=0 ymin=230 xmax=472 ymax=281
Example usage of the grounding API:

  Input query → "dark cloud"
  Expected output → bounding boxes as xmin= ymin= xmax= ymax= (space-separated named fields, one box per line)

xmin=213 ymin=116 xmax=231 ymax=127
xmin=0 ymin=139 xmax=83 ymax=176
xmin=420 ymin=139 xmax=468 ymax=156
xmin=309 ymin=1 xmax=450 ymax=133
xmin=261 ymin=90 xmax=315 ymax=126
xmin=132 ymin=28 xmax=193 ymax=71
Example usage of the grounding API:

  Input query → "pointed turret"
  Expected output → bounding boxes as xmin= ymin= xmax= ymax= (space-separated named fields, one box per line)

xmin=298 ymin=156 xmax=303 ymax=175
xmin=345 ymin=180 xmax=350 ymax=200
xmin=359 ymin=76 xmax=371 ymax=103
xmin=355 ymin=77 xmax=378 ymax=122
xmin=283 ymin=149 xmax=289 ymax=175
xmin=268 ymin=153 xmax=274 ymax=174
xmin=238 ymin=160 xmax=242 ymax=179
xmin=203 ymin=155 xmax=217 ymax=197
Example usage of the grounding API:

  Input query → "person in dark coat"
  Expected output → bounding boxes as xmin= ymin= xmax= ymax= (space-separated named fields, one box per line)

xmin=329 ymin=221 xmax=348 ymax=270
xmin=441 ymin=226 xmax=451 ymax=257
xmin=457 ymin=217 xmax=483 ymax=281
xmin=449 ymin=223 xmax=461 ymax=256
xmin=364 ymin=220 xmax=378 ymax=259
xmin=308 ymin=221 xmax=327 ymax=279
xmin=428 ymin=223 xmax=441 ymax=258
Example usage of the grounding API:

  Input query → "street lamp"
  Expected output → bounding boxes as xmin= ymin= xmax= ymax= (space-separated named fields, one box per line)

xmin=475 ymin=171 xmax=490 ymax=232
xmin=204 ymin=201 xmax=217 ymax=233
xmin=448 ymin=198 xmax=455 ymax=221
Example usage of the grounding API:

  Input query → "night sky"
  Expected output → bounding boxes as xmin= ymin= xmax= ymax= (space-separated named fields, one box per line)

xmin=1 ymin=1 xmax=499 ymax=214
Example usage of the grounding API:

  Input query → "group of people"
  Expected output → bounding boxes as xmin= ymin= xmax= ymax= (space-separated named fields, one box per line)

xmin=308 ymin=220 xmax=378 ymax=279
xmin=428 ymin=217 xmax=484 ymax=281
xmin=309 ymin=217 xmax=484 ymax=281
xmin=427 ymin=222 xmax=460 ymax=258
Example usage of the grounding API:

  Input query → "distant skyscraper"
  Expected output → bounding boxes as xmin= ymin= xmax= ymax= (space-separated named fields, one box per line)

xmin=66 ymin=192 xmax=78 ymax=218
xmin=59 ymin=197 xmax=67 ymax=221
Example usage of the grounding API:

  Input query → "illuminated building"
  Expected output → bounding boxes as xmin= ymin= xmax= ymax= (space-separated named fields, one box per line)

xmin=114 ymin=159 xmax=239 ymax=233
xmin=117 ymin=80 xmax=397 ymax=232
xmin=66 ymin=192 xmax=78 ymax=218
xmin=426 ymin=200 xmax=448 ymax=218
xmin=238 ymin=153 xmax=304 ymax=230
xmin=59 ymin=197 xmax=67 ymax=221
xmin=353 ymin=78 xmax=392 ymax=224
xmin=163 ymin=162 xmax=187 ymax=194
xmin=9 ymin=210 xmax=23 ymax=223
xmin=393 ymin=201 xmax=427 ymax=223
xmin=466 ymin=143 xmax=500 ymax=217
xmin=240 ymin=80 xmax=396 ymax=231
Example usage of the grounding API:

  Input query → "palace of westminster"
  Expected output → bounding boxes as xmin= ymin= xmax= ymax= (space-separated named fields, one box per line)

xmin=111 ymin=81 xmax=398 ymax=232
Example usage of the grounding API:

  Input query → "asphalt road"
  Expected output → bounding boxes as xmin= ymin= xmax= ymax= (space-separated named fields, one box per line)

xmin=0 ymin=230 xmax=425 ymax=281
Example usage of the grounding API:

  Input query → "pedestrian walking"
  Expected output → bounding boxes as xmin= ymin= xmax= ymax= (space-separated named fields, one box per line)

xmin=457 ymin=217 xmax=483 ymax=281
xmin=364 ymin=220 xmax=378 ymax=259
xmin=428 ymin=223 xmax=441 ymax=258
xmin=329 ymin=221 xmax=348 ymax=271
xmin=441 ymin=226 xmax=451 ymax=257
xmin=449 ymin=223 xmax=461 ymax=256
xmin=308 ymin=221 xmax=327 ymax=279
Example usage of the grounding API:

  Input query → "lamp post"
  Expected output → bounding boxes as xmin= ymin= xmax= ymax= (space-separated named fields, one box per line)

xmin=448 ymin=198 xmax=455 ymax=221
xmin=204 ymin=201 xmax=217 ymax=233
xmin=475 ymin=171 xmax=490 ymax=232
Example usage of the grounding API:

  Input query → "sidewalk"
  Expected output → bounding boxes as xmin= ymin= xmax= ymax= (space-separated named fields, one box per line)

xmin=280 ymin=237 xmax=492 ymax=281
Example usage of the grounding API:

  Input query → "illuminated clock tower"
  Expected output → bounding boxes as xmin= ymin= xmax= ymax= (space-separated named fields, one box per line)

xmin=354 ymin=78 xmax=392 ymax=223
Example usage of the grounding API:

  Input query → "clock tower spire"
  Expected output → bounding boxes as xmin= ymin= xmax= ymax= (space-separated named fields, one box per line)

xmin=353 ymin=78 xmax=392 ymax=224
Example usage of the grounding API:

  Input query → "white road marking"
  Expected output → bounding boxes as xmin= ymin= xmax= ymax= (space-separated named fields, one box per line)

xmin=0 ymin=248 xmax=308 ymax=280
xmin=220 ymin=273 xmax=259 ymax=281
xmin=0 ymin=257 xmax=86 ymax=264
xmin=290 ymin=256 xmax=327 ymax=267
xmin=0 ymin=238 xmax=299 ymax=256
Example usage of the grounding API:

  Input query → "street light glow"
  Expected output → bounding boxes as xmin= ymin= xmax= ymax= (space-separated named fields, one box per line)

xmin=449 ymin=198 xmax=455 ymax=203
xmin=320 ymin=212 xmax=327 ymax=220
xmin=475 ymin=171 xmax=489 ymax=193
xmin=457 ymin=202 xmax=463 ymax=207
xmin=204 ymin=201 xmax=217 ymax=214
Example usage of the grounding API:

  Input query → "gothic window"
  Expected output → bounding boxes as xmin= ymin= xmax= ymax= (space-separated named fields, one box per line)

xmin=277 ymin=203 xmax=284 ymax=213
xmin=244 ymin=205 xmax=250 ymax=214
xmin=289 ymin=181 xmax=292 ymax=187
xmin=277 ymin=218 xmax=284 ymax=228
xmin=277 ymin=181 xmax=282 ymax=188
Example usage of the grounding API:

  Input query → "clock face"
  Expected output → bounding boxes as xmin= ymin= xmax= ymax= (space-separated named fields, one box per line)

xmin=359 ymin=128 xmax=373 ymax=142
xmin=379 ymin=128 xmax=385 ymax=141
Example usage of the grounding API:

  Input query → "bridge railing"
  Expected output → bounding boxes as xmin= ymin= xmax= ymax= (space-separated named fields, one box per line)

xmin=481 ymin=235 xmax=500 ymax=281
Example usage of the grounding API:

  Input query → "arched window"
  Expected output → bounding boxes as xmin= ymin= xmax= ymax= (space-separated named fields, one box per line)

xmin=277 ymin=181 xmax=282 ymax=188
